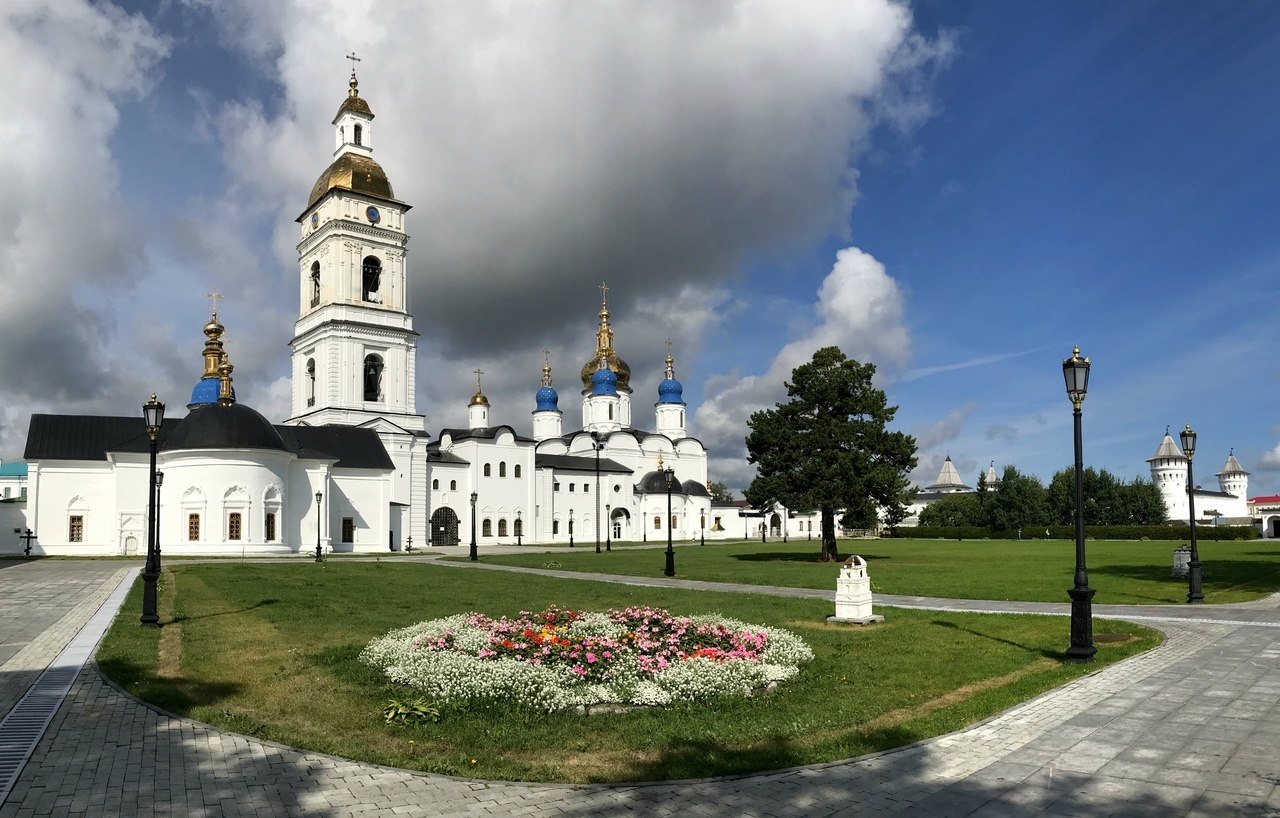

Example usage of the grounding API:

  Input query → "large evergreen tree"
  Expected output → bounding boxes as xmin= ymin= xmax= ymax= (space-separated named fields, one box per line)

xmin=744 ymin=347 xmax=917 ymax=562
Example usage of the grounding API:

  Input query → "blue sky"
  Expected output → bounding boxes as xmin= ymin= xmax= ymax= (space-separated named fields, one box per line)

xmin=3 ymin=0 xmax=1279 ymax=498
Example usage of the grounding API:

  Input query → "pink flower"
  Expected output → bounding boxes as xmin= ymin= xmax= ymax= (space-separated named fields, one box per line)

xmin=586 ymin=653 xmax=597 ymax=664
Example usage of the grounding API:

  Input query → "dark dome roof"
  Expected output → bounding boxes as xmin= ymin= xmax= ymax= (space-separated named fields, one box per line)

xmin=681 ymin=479 xmax=710 ymax=497
xmin=638 ymin=470 xmax=684 ymax=494
xmin=163 ymin=403 xmax=289 ymax=454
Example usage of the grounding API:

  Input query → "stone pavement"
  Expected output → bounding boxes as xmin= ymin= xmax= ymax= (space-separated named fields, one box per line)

xmin=1 ymin=558 xmax=1279 ymax=817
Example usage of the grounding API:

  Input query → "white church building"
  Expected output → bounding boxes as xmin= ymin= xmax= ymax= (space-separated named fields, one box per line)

xmin=5 ymin=69 xmax=720 ymax=556
xmin=1146 ymin=429 xmax=1250 ymax=524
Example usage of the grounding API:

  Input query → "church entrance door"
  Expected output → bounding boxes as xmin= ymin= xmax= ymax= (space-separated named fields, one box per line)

xmin=431 ymin=507 xmax=460 ymax=547
xmin=770 ymin=513 xmax=782 ymax=537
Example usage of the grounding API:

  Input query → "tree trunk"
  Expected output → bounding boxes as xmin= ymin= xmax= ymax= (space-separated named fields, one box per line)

xmin=820 ymin=505 xmax=838 ymax=562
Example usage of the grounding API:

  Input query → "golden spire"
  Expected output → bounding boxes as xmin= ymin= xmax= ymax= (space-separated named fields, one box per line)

xmin=541 ymin=348 xmax=553 ymax=387
xmin=595 ymin=281 xmax=615 ymax=359
xmin=217 ymin=358 xmax=235 ymax=405
xmin=656 ymin=453 xmax=664 ymax=473
xmin=469 ymin=367 xmax=490 ymax=407
xmin=664 ymin=338 xmax=675 ymax=380
xmin=200 ymin=291 xmax=227 ymax=379
xmin=346 ymin=51 xmax=361 ymax=98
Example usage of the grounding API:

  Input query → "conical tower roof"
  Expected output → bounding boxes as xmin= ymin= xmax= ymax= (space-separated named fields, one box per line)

xmin=925 ymin=455 xmax=971 ymax=492
xmin=1217 ymin=450 xmax=1249 ymax=477
xmin=1146 ymin=430 xmax=1185 ymax=462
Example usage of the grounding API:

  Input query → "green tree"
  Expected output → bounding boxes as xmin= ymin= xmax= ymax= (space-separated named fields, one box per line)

xmin=918 ymin=493 xmax=984 ymax=527
xmin=985 ymin=465 xmax=1047 ymax=530
xmin=744 ymin=347 xmax=918 ymax=562
xmin=1048 ymin=467 xmax=1168 ymax=525
xmin=707 ymin=481 xmax=736 ymax=504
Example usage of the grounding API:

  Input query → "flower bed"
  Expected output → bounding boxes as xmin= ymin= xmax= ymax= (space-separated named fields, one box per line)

xmin=360 ymin=606 xmax=813 ymax=712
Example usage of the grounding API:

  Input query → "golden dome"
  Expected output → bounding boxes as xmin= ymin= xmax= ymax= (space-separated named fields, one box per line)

xmin=469 ymin=390 xmax=490 ymax=407
xmin=305 ymin=152 xmax=395 ymax=212
xmin=580 ymin=351 xmax=631 ymax=392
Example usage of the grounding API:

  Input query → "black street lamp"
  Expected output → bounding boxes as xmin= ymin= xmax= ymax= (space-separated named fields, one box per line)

xmin=1181 ymin=425 xmax=1204 ymax=603
xmin=663 ymin=467 xmax=676 ymax=577
xmin=1062 ymin=346 xmax=1095 ymax=662
xmin=154 ymin=471 xmax=164 ymax=573
xmin=592 ymin=431 xmax=602 ymax=553
xmin=569 ymin=510 xmax=575 ymax=548
xmin=469 ymin=491 xmax=479 ymax=561
xmin=516 ymin=509 xmax=522 ymax=547
xmin=605 ymin=503 xmax=611 ymax=551
xmin=314 ymin=491 xmax=324 ymax=562
xmin=141 ymin=394 xmax=165 ymax=628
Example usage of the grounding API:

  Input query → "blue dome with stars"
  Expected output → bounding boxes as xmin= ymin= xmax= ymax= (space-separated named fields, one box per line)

xmin=189 ymin=376 xmax=233 ymax=409
xmin=591 ymin=366 xmax=618 ymax=396
xmin=535 ymin=385 xmax=559 ymax=411
xmin=657 ymin=377 xmax=684 ymax=404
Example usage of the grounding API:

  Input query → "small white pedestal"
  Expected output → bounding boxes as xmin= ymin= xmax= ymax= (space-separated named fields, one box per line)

xmin=827 ymin=555 xmax=883 ymax=626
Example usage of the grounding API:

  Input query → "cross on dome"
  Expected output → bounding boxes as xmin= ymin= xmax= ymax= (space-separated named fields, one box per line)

xmin=205 ymin=288 xmax=224 ymax=319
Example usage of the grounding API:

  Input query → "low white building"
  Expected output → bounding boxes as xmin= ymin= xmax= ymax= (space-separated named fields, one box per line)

xmin=1146 ymin=430 xmax=1249 ymax=524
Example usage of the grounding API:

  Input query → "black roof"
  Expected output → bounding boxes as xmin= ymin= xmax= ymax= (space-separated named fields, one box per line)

xmin=681 ymin=479 xmax=711 ymax=497
xmin=535 ymin=453 xmax=632 ymax=474
xmin=165 ymin=403 xmax=289 ymax=454
xmin=426 ymin=450 xmax=469 ymax=464
xmin=637 ymin=470 xmax=684 ymax=494
xmin=436 ymin=425 xmax=535 ymax=443
xmin=25 ymin=413 xmax=392 ymax=470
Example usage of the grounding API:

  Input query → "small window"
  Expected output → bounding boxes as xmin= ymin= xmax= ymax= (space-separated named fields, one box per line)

xmin=552 ymin=520 xmax=560 ymax=535
xmin=499 ymin=462 xmax=507 ymax=478
xmin=653 ymin=516 xmax=661 ymax=530
xmin=188 ymin=513 xmax=200 ymax=541
xmin=450 ymin=480 xmax=457 ymax=491
xmin=568 ymin=520 xmax=574 ymax=535
xmin=569 ymin=484 xmax=575 ymax=493
xmin=608 ymin=404 xmax=614 ymax=420
xmin=363 ymin=354 xmax=383 ymax=402
xmin=514 ymin=464 xmax=521 ymax=478
xmin=614 ymin=484 xmax=621 ymax=493
xmin=353 ymin=123 xmax=363 ymax=146
xmin=484 ymin=464 xmax=492 ymax=477
xmin=69 ymin=515 xmax=84 ymax=543
xmin=229 ymin=512 xmax=242 ymax=541
xmin=482 ymin=519 xmax=493 ymax=537
xmin=585 ymin=483 xmax=590 ymax=493
xmin=310 ymin=262 xmax=320 ymax=307
xmin=671 ymin=515 xmax=678 ymax=529
xmin=306 ymin=359 xmax=316 ymax=407
xmin=265 ymin=512 xmax=276 ymax=542
xmin=362 ymin=256 xmax=382 ymax=302
xmin=514 ymin=518 xmax=523 ymax=537
xmin=342 ymin=517 xmax=355 ymax=543
xmin=554 ymin=482 xmax=560 ymax=492
xmin=432 ymin=479 xmax=440 ymax=490
xmin=498 ymin=519 xmax=508 ymax=537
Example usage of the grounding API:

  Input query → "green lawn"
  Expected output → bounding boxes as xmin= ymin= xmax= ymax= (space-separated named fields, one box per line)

xmin=468 ymin=537 xmax=1280 ymax=605
xmin=98 ymin=561 xmax=1154 ymax=783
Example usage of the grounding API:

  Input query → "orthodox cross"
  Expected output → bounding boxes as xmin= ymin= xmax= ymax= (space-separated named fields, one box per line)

xmin=665 ymin=338 xmax=672 ymax=358
xmin=543 ymin=348 xmax=551 ymax=367
xmin=347 ymin=52 xmax=361 ymax=74
xmin=474 ymin=368 xmax=484 ymax=391
xmin=205 ymin=288 xmax=224 ymax=318
xmin=15 ymin=528 xmax=35 ymax=557
xmin=599 ymin=281 xmax=609 ymax=305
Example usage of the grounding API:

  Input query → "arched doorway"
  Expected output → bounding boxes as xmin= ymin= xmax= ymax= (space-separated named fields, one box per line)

xmin=431 ymin=507 xmax=460 ymax=546
xmin=611 ymin=508 xmax=631 ymax=540
xmin=770 ymin=513 xmax=782 ymax=537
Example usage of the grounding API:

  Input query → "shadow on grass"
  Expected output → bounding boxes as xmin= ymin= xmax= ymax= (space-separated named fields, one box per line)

xmin=930 ymin=619 xmax=1062 ymax=661
xmin=733 ymin=552 xmax=891 ymax=564
xmin=97 ymin=655 xmax=245 ymax=714
xmin=171 ymin=598 xmax=279 ymax=624
xmin=1090 ymin=561 xmax=1280 ymax=596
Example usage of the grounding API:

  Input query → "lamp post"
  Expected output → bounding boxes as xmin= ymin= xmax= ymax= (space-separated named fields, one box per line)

xmin=664 ymin=467 xmax=676 ymax=577
xmin=154 ymin=471 xmax=164 ymax=573
xmin=605 ymin=503 xmax=611 ymax=551
xmin=1062 ymin=346 xmax=1095 ymax=662
xmin=314 ymin=491 xmax=324 ymax=562
xmin=569 ymin=510 xmax=575 ymax=548
xmin=1181 ymin=425 xmax=1204 ymax=603
xmin=141 ymin=394 xmax=165 ymax=628
xmin=592 ymin=431 xmax=602 ymax=553
xmin=516 ymin=509 xmax=522 ymax=546
xmin=469 ymin=491 xmax=479 ymax=561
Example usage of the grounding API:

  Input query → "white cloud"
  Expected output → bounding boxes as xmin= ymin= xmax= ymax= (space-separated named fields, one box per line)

xmin=694 ymin=246 xmax=911 ymax=488
xmin=1258 ymin=442 xmax=1280 ymax=473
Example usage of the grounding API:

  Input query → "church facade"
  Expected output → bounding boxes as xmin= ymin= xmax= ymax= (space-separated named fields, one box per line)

xmin=6 ymin=71 xmax=721 ymax=556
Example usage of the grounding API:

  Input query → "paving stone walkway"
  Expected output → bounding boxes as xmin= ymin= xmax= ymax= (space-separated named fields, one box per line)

xmin=1 ymin=557 xmax=1278 ymax=817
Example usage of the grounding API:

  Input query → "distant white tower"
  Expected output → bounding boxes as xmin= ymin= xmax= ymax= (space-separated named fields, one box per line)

xmin=925 ymin=455 xmax=971 ymax=494
xmin=1147 ymin=428 xmax=1188 ymax=521
xmin=1217 ymin=450 xmax=1249 ymax=500
xmin=654 ymin=340 xmax=687 ymax=440
xmin=983 ymin=461 xmax=999 ymax=491
xmin=468 ymin=370 xmax=490 ymax=429
xmin=532 ymin=349 xmax=563 ymax=442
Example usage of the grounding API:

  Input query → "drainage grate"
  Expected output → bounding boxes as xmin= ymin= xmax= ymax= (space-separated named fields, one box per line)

xmin=0 ymin=567 xmax=138 ymax=806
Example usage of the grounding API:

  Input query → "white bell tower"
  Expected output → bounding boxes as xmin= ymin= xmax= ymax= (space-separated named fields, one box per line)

xmin=287 ymin=64 xmax=424 ymax=434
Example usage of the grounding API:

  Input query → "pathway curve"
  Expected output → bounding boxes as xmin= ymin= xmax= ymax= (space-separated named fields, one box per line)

xmin=0 ymin=557 xmax=1277 ymax=817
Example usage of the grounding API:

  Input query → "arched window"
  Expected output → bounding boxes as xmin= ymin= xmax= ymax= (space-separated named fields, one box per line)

xmin=514 ymin=465 xmax=521 ymax=478
xmin=363 ymin=354 xmax=383 ymax=402
xmin=432 ymin=479 xmax=439 ymax=490
xmin=653 ymin=516 xmax=661 ymax=530
xmin=228 ymin=513 xmax=242 ymax=541
xmin=514 ymin=518 xmax=523 ymax=537
xmin=568 ymin=520 xmax=574 ymax=535
xmin=499 ymin=462 xmax=507 ymax=477
xmin=450 ymin=480 xmax=457 ymax=491
xmin=310 ymin=262 xmax=320 ymax=306
xmin=498 ymin=519 xmax=508 ymax=537
xmin=608 ymin=404 xmax=613 ymax=420
xmin=306 ymin=359 xmax=316 ymax=407
xmin=484 ymin=464 xmax=491 ymax=477
xmin=671 ymin=515 xmax=678 ymax=529
xmin=362 ymin=256 xmax=382 ymax=302
xmin=353 ymin=123 xmax=363 ymax=146
xmin=482 ymin=519 xmax=492 ymax=537
xmin=552 ymin=520 xmax=560 ymax=535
